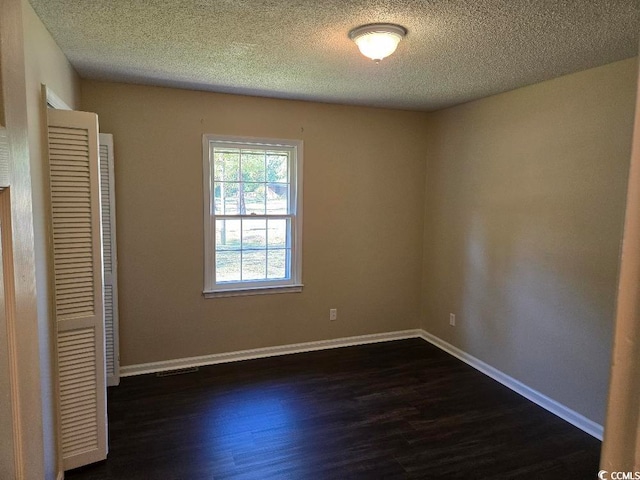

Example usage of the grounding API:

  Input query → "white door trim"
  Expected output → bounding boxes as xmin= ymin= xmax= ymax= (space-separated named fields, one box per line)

xmin=43 ymin=85 xmax=71 ymax=111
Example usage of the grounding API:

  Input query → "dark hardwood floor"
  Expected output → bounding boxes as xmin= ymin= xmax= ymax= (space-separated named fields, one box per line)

xmin=66 ymin=339 xmax=601 ymax=479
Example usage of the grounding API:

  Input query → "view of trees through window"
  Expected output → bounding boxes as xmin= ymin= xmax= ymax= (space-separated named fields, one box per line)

xmin=213 ymin=148 xmax=291 ymax=283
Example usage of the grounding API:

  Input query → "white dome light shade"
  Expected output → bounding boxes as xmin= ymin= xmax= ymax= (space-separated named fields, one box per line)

xmin=349 ymin=24 xmax=407 ymax=62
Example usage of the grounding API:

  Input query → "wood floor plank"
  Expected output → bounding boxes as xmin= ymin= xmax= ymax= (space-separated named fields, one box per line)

xmin=66 ymin=339 xmax=601 ymax=479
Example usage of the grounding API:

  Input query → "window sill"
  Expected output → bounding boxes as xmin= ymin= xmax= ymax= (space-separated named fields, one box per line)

xmin=203 ymin=284 xmax=304 ymax=299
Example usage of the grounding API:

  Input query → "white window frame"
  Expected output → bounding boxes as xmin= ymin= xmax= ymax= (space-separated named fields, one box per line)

xmin=203 ymin=134 xmax=303 ymax=298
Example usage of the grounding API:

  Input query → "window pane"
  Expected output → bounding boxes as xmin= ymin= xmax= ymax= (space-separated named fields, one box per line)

xmin=242 ymin=218 xmax=266 ymax=249
xmin=242 ymin=250 xmax=266 ymax=280
xmin=267 ymin=249 xmax=288 ymax=280
xmin=266 ymin=183 xmax=288 ymax=214
xmin=241 ymin=183 xmax=265 ymax=215
xmin=214 ymin=150 xmax=240 ymax=181
xmin=267 ymin=218 xmax=288 ymax=248
xmin=216 ymin=219 xmax=241 ymax=251
xmin=213 ymin=182 xmax=222 ymax=215
xmin=216 ymin=251 xmax=241 ymax=283
xmin=266 ymin=154 xmax=288 ymax=183
xmin=241 ymin=151 xmax=265 ymax=183
xmin=214 ymin=182 xmax=240 ymax=215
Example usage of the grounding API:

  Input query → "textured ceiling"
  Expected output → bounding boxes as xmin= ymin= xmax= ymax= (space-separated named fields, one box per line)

xmin=29 ymin=0 xmax=639 ymax=111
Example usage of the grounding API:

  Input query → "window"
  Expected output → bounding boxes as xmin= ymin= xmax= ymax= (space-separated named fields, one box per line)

xmin=203 ymin=135 xmax=303 ymax=297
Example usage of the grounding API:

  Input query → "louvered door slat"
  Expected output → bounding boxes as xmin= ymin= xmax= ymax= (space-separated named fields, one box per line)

xmin=99 ymin=134 xmax=120 ymax=387
xmin=57 ymin=283 xmax=93 ymax=291
xmin=59 ymin=394 xmax=96 ymax=407
xmin=55 ymin=277 xmax=93 ymax=284
xmin=48 ymin=109 xmax=107 ymax=471
xmin=104 ymin=285 xmax=115 ymax=379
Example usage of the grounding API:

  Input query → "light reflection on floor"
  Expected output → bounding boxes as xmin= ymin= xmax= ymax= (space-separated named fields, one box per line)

xmin=198 ymin=384 xmax=310 ymax=477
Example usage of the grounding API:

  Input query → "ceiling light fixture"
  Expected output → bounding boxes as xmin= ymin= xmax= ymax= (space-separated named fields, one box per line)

xmin=348 ymin=23 xmax=407 ymax=63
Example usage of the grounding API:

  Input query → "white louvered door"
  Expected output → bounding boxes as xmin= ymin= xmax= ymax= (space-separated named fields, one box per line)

xmin=99 ymin=134 xmax=119 ymax=386
xmin=47 ymin=109 xmax=107 ymax=471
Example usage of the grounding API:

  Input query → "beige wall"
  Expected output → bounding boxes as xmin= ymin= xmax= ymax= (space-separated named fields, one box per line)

xmin=422 ymin=57 xmax=638 ymax=425
xmin=22 ymin=1 xmax=81 ymax=478
xmin=81 ymin=81 xmax=429 ymax=366
xmin=601 ymin=58 xmax=640 ymax=471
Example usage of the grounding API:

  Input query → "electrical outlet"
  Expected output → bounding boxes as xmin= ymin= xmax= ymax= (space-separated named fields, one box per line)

xmin=330 ymin=308 xmax=337 ymax=321
xmin=449 ymin=313 xmax=456 ymax=326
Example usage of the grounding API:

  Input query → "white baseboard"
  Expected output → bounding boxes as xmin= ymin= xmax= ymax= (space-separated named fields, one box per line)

xmin=121 ymin=329 xmax=424 ymax=377
xmin=418 ymin=330 xmax=604 ymax=440
xmin=120 ymin=327 xmax=603 ymax=440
